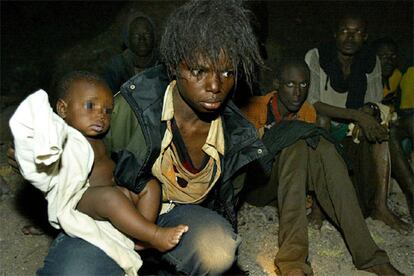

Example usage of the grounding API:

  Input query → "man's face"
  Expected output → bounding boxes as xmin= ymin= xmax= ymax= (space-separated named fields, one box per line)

xmin=376 ymin=44 xmax=398 ymax=78
xmin=175 ymin=52 xmax=235 ymax=116
xmin=58 ymin=80 xmax=113 ymax=138
xmin=335 ymin=17 xmax=368 ymax=56
xmin=128 ymin=17 xmax=155 ymax=57
xmin=276 ymin=65 xmax=310 ymax=113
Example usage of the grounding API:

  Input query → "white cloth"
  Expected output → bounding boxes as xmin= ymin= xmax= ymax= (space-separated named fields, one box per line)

xmin=9 ymin=90 xmax=142 ymax=276
xmin=305 ymin=48 xmax=383 ymax=107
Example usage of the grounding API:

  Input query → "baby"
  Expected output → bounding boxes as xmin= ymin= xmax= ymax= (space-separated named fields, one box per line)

xmin=14 ymin=71 xmax=188 ymax=253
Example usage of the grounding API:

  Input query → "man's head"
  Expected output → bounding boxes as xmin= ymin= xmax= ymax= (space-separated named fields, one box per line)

xmin=128 ymin=15 xmax=156 ymax=57
xmin=373 ymin=37 xmax=398 ymax=78
xmin=274 ymin=58 xmax=310 ymax=113
xmin=56 ymin=71 xmax=113 ymax=138
xmin=334 ymin=13 xmax=368 ymax=56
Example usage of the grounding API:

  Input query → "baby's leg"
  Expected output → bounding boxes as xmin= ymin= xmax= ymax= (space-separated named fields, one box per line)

xmin=124 ymin=178 xmax=162 ymax=223
xmin=120 ymin=179 xmax=189 ymax=251
xmin=77 ymin=185 xmax=188 ymax=252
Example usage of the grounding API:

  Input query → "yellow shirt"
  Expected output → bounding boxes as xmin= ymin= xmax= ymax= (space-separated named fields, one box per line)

xmin=383 ymin=69 xmax=402 ymax=98
xmin=151 ymin=81 xmax=225 ymax=205
xmin=400 ymin=67 xmax=414 ymax=110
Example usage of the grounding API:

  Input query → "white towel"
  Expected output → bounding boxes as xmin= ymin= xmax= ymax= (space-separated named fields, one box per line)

xmin=9 ymin=90 xmax=142 ymax=276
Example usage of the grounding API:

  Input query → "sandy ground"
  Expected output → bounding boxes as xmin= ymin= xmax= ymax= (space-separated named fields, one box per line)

xmin=0 ymin=137 xmax=413 ymax=276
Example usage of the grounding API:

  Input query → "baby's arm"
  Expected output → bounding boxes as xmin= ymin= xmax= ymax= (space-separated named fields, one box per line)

xmin=76 ymin=179 xmax=188 ymax=252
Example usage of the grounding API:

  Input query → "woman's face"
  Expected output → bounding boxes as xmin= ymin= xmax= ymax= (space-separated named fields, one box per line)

xmin=175 ymin=52 xmax=235 ymax=116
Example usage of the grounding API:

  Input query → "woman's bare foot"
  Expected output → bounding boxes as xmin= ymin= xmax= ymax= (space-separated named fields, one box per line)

xmin=150 ymin=224 xmax=189 ymax=252
xmin=363 ymin=262 xmax=404 ymax=275
xmin=371 ymin=207 xmax=412 ymax=233
xmin=21 ymin=225 xmax=44 ymax=235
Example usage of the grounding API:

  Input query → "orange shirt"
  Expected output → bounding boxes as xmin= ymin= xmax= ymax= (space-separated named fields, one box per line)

xmin=240 ymin=91 xmax=317 ymax=136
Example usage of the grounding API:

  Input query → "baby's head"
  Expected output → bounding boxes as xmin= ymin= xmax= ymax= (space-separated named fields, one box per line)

xmin=55 ymin=71 xmax=113 ymax=138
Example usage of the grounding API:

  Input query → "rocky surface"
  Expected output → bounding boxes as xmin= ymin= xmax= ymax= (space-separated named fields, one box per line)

xmin=0 ymin=138 xmax=413 ymax=276
xmin=237 ymin=198 xmax=414 ymax=275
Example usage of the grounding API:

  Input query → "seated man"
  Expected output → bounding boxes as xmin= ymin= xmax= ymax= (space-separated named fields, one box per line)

xmin=238 ymin=58 xmax=402 ymax=276
xmin=397 ymin=66 xmax=414 ymax=168
xmin=305 ymin=12 xmax=410 ymax=231
xmin=372 ymin=37 xmax=402 ymax=109
xmin=103 ymin=13 xmax=159 ymax=93
xmin=373 ymin=37 xmax=414 ymax=221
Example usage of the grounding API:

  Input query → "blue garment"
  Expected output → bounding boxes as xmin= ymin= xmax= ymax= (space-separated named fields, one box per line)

xmin=37 ymin=233 xmax=124 ymax=276
xmin=37 ymin=205 xmax=240 ymax=275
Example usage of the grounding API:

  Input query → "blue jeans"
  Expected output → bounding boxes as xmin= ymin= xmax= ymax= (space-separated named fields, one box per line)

xmin=37 ymin=205 xmax=240 ymax=275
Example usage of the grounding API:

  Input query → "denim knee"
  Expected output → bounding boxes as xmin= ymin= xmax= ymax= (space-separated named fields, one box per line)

xmin=158 ymin=205 xmax=241 ymax=275
xmin=37 ymin=232 xmax=124 ymax=276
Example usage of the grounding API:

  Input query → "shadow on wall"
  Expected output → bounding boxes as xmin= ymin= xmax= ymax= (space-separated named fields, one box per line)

xmin=50 ymin=1 xmax=186 ymax=97
xmin=1 ymin=1 xmax=413 ymax=100
xmin=263 ymin=1 xmax=413 ymax=91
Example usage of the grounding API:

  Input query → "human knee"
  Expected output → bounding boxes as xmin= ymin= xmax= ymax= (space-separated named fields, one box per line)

xmin=140 ymin=178 xmax=161 ymax=197
xmin=38 ymin=234 xmax=123 ymax=276
xmin=181 ymin=225 xmax=239 ymax=275
xmin=281 ymin=140 xmax=308 ymax=159
xmin=99 ymin=186 xmax=126 ymax=208
xmin=289 ymin=140 xmax=308 ymax=151
xmin=316 ymin=137 xmax=336 ymax=152
xmin=277 ymin=140 xmax=309 ymax=177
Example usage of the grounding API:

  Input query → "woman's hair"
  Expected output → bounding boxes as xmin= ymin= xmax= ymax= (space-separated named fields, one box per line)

xmin=159 ymin=0 xmax=264 ymax=88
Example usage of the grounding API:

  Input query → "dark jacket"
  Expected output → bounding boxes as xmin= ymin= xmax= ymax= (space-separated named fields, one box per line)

xmin=104 ymin=65 xmax=266 ymax=228
xmin=103 ymin=49 xmax=159 ymax=94
xmin=258 ymin=120 xmax=346 ymax=174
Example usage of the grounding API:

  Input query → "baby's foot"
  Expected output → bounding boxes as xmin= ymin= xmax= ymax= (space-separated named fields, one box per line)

xmin=151 ymin=224 xmax=189 ymax=252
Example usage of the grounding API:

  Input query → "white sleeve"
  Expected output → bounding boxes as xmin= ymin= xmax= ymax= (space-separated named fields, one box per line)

xmin=364 ymin=57 xmax=383 ymax=104
xmin=305 ymin=49 xmax=322 ymax=105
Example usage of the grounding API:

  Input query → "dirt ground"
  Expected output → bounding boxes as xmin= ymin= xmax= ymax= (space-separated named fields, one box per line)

xmin=0 ymin=138 xmax=413 ymax=275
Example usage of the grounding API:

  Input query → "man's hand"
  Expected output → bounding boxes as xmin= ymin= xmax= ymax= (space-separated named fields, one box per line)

xmin=6 ymin=143 xmax=20 ymax=173
xmin=355 ymin=111 xmax=389 ymax=143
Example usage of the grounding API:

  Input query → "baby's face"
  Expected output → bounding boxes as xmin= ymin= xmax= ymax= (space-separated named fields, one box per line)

xmin=60 ymin=79 xmax=113 ymax=138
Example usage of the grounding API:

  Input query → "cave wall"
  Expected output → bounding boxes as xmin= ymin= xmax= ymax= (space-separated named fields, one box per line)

xmin=1 ymin=1 xmax=413 ymax=99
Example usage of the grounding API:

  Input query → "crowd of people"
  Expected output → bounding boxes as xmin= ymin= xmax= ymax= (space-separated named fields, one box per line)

xmin=7 ymin=1 xmax=413 ymax=275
